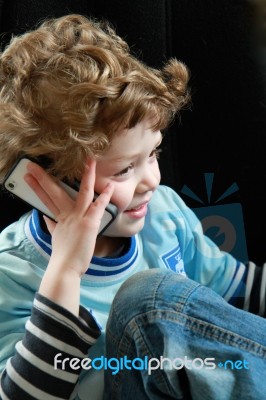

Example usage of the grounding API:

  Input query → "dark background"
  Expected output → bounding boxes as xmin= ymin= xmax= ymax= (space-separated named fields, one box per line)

xmin=0 ymin=0 xmax=265 ymax=264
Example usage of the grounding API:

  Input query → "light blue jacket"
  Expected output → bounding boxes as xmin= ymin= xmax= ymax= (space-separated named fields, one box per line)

xmin=0 ymin=185 xmax=247 ymax=399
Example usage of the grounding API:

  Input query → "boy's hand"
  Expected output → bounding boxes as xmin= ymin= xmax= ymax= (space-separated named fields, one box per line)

xmin=24 ymin=159 xmax=114 ymax=315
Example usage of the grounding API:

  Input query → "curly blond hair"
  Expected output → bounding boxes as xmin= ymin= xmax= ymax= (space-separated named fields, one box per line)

xmin=0 ymin=14 xmax=190 ymax=182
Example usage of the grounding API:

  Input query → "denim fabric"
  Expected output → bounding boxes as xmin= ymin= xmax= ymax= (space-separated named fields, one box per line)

xmin=104 ymin=270 xmax=266 ymax=400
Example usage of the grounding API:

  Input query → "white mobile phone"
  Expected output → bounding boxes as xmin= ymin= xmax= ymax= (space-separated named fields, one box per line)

xmin=3 ymin=158 xmax=118 ymax=236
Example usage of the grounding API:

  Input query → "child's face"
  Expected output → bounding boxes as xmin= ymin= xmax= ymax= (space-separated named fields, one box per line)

xmin=94 ymin=118 xmax=162 ymax=237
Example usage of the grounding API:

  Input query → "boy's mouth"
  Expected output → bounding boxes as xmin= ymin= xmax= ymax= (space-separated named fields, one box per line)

xmin=124 ymin=201 xmax=150 ymax=219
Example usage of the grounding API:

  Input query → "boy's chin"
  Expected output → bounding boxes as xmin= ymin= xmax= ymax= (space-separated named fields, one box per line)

xmin=103 ymin=217 xmax=145 ymax=238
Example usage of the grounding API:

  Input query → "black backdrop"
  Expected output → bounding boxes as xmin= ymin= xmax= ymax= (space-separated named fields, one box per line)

xmin=0 ymin=0 xmax=265 ymax=264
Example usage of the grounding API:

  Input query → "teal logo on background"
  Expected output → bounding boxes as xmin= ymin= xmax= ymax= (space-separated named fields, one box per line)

xmin=181 ymin=173 xmax=248 ymax=263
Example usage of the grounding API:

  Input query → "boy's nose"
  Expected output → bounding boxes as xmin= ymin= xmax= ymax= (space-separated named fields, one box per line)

xmin=137 ymin=169 xmax=160 ymax=194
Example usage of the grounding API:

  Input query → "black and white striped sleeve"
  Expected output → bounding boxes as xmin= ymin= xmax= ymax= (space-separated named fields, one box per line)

xmin=0 ymin=292 xmax=101 ymax=400
xmin=233 ymin=262 xmax=266 ymax=317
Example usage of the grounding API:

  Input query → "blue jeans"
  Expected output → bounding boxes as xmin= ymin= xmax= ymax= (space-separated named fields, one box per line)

xmin=104 ymin=270 xmax=266 ymax=400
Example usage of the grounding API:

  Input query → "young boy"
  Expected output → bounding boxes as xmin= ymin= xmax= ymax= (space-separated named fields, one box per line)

xmin=0 ymin=14 xmax=265 ymax=400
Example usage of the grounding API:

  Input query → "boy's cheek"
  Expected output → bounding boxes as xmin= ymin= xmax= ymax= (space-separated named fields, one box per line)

xmin=107 ymin=183 xmax=133 ymax=212
xmin=109 ymin=194 xmax=128 ymax=213
xmin=94 ymin=177 xmax=133 ymax=212
xmin=93 ymin=181 xmax=123 ymax=210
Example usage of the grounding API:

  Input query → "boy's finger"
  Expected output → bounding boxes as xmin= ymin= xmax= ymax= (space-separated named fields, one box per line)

xmin=24 ymin=173 xmax=60 ymax=218
xmin=76 ymin=159 xmax=96 ymax=213
xmin=87 ymin=183 xmax=114 ymax=220
xmin=26 ymin=162 xmax=74 ymax=215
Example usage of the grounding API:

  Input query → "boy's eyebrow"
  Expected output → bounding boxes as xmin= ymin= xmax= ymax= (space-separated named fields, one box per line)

xmin=111 ymin=136 xmax=163 ymax=163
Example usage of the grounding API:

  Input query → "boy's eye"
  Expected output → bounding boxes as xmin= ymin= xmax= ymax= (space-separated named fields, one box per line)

xmin=114 ymin=148 xmax=162 ymax=177
xmin=150 ymin=148 xmax=162 ymax=159
xmin=115 ymin=165 xmax=133 ymax=177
